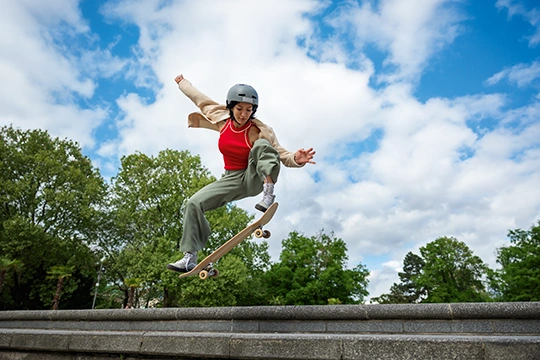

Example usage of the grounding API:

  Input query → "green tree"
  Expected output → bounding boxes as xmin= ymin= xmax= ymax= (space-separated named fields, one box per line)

xmin=495 ymin=221 xmax=540 ymax=301
xmin=124 ymin=277 xmax=142 ymax=308
xmin=417 ymin=237 xmax=490 ymax=303
xmin=102 ymin=150 xmax=269 ymax=308
xmin=0 ymin=125 xmax=107 ymax=310
xmin=0 ymin=258 xmax=22 ymax=294
xmin=372 ymin=252 xmax=425 ymax=304
xmin=264 ymin=231 xmax=370 ymax=305
xmin=46 ymin=265 xmax=75 ymax=310
xmin=176 ymin=255 xmax=250 ymax=307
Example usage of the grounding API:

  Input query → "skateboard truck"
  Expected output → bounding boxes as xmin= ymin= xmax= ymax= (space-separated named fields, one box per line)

xmin=199 ymin=263 xmax=220 ymax=280
xmin=254 ymin=226 xmax=271 ymax=239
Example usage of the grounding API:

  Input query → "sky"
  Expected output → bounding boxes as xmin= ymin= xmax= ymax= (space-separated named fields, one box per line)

xmin=1 ymin=0 xmax=540 ymax=301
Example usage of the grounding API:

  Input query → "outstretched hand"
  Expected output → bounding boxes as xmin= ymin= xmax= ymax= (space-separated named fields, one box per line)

xmin=174 ymin=74 xmax=184 ymax=84
xmin=294 ymin=148 xmax=316 ymax=165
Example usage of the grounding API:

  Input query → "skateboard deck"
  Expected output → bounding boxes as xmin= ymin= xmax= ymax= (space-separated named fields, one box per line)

xmin=179 ymin=202 xmax=279 ymax=279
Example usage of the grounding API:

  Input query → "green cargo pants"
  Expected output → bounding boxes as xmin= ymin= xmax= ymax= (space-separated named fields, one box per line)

xmin=179 ymin=139 xmax=280 ymax=253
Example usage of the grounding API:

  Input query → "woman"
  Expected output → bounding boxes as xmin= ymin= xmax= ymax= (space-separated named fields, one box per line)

xmin=167 ymin=74 xmax=316 ymax=273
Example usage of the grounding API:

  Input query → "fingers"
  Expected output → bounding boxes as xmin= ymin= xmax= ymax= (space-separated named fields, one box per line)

xmin=296 ymin=148 xmax=316 ymax=165
xmin=301 ymin=148 xmax=316 ymax=157
xmin=300 ymin=148 xmax=316 ymax=155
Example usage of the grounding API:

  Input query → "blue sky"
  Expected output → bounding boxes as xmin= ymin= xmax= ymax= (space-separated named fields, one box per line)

xmin=1 ymin=0 xmax=540 ymax=300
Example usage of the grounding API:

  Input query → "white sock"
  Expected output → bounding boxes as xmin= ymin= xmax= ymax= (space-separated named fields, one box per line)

xmin=264 ymin=182 xmax=274 ymax=195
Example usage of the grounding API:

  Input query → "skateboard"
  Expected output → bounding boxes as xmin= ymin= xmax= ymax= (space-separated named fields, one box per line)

xmin=179 ymin=202 xmax=279 ymax=280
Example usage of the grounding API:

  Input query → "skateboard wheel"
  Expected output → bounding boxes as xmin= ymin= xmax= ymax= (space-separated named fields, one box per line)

xmin=254 ymin=228 xmax=264 ymax=238
xmin=210 ymin=269 xmax=220 ymax=278
xmin=199 ymin=270 xmax=209 ymax=280
xmin=262 ymin=230 xmax=271 ymax=238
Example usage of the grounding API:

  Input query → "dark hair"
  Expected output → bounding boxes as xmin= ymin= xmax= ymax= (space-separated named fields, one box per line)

xmin=227 ymin=101 xmax=258 ymax=120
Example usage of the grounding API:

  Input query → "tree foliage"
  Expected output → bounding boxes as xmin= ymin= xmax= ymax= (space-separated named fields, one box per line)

xmin=5 ymin=125 xmax=540 ymax=308
xmin=0 ymin=258 xmax=22 ymax=295
xmin=371 ymin=252 xmax=425 ymax=304
xmin=374 ymin=237 xmax=491 ymax=304
xmin=2 ymin=125 xmax=371 ymax=309
xmin=494 ymin=221 xmax=540 ymax=301
xmin=417 ymin=237 xmax=490 ymax=303
xmin=0 ymin=125 xmax=106 ymax=309
xmin=264 ymin=231 xmax=370 ymax=305
xmin=99 ymin=149 xmax=270 ymax=308
xmin=46 ymin=265 xmax=75 ymax=310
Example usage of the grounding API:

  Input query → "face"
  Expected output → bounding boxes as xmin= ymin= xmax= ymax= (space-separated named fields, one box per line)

xmin=231 ymin=102 xmax=254 ymax=127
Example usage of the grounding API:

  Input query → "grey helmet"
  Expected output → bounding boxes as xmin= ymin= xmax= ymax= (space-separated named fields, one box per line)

xmin=226 ymin=84 xmax=259 ymax=108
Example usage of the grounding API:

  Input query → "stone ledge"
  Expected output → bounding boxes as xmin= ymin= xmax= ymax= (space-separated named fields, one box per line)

xmin=1 ymin=302 xmax=539 ymax=322
xmin=1 ymin=303 xmax=539 ymax=360
xmin=1 ymin=318 xmax=539 ymax=335
xmin=1 ymin=329 xmax=540 ymax=360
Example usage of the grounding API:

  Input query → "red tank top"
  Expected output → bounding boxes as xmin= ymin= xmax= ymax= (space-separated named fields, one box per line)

xmin=218 ymin=119 xmax=253 ymax=170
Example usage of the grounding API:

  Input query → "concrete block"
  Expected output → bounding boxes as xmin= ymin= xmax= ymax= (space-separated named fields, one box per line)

xmin=173 ymin=319 xmax=232 ymax=332
xmin=328 ymin=320 xmax=403 ymax=334
xmin=483 ymin=336 xmax=540 ymax=360
xmin=492 ymin=320 xmax=540 ymax=334
xmin=129 ymin=320 xmax=179 ymax=331
xmin=403 ymin=320 xmax=453 ymax=333
xmin=82 ymin=309 xmax=132 ymax=321
xmin=0 ymin=351 xmax=74 ymax=360
xmin=9 ymin=330 xmax=70 ymax=351
xmin=365 ymin=303 xmax=452 ymax=320
xmin=293 ymin=305 xmax=369 ymax=320
xmin=0 ymin=331 xmax=11 ymax=347
xmin=46 ymin=321 xmax=80 ymax=330
xmin=68 ymin=330 xmax=143 ymax=354
xmin=117 ymin=307 xmax=178 ymax=321
xmin=231 ymin=320 xmax=260 ymax=332
xmin=450 ymin=320 xmax=494 ymax=333
xmin=260 ymin=321 xmax=326 ymax=333
xmin=342 ymin=334 xmax=485 ymax=360
xmin=232 ymin=306 xmax=297 ymax=320
xmin=175 ymin=306 xmax=233 ymax=320
xmin=76 ymin=320 xmax=131 ymax=331
xmin=230 ymin=333 xmax=341 ymax=360
xmin=140 ymin=331 xmax=230 ymax=357
xmin=0 ymin=321 xmax=32 ymax=329
xmin=450 ymin=302 xmax=540 ymax=320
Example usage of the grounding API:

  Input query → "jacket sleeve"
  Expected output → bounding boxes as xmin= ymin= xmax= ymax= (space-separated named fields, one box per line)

xmin=252 ymin=119 xmax=304 ymax=168
xmin=178 ymin=78 xmax=229 ymax=125
xmin=275 ymin=140 xmax=304 ymax=168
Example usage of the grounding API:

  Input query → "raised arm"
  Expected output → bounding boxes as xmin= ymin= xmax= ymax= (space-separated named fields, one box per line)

xmin=174 ymin=74 xmax=229 ymax=126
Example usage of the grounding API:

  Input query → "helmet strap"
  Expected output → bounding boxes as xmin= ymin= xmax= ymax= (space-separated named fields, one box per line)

xmin=229 ymin=109 xmax=251 ymax=127
xmin=232 ymin=116 xmax=250 ymax=127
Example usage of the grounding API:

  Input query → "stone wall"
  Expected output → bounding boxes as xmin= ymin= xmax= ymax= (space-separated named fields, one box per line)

xmin=1 ymin=302 xmax=539 ymax=359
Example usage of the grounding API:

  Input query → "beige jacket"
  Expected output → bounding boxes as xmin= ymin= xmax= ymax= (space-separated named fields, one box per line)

xmin=178 ymin=78 xmax=302 ymax=168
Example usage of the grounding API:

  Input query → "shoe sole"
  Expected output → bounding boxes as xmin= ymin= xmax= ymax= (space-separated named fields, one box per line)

xmin=166 ymin=263 xmax=197 ymax=273
xmin=255 ymin=203 xmax=268 ymax=212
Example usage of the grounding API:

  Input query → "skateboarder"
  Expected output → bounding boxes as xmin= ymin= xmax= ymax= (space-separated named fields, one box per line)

xmin=167 ymin=74 xmax=316 ymax=273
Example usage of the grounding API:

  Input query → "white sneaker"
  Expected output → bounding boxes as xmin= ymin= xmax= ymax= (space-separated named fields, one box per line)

xmin=255 ymin=193 xmax=275 ymax=212
xmin=166 ymin=252 xmax=198 ymax=273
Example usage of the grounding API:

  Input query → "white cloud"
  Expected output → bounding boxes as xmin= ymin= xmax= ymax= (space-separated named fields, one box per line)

xmin=0 ymin=0 xmax=128 ymax=148
xmin=486 ymin=61 xmax=540 ymax=87
xmin=497 ymin=0 xmax=540 ymax=46
xmin=324 ymin=0 xmax=465 ymax=82
xmin=2 ymin=0 xmax=540 ymax=301
xmin=97 ymin=0 xmax=540 ymax=300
